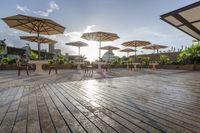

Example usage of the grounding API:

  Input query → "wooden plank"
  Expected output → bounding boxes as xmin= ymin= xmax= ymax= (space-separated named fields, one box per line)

xmin=50 ymin=83 xmax=120 ymax=133
xmin=48 ymin=84 xmax=102 ymax=133
xmin=61 ymin=83 xmax=174 ymax=133
xmin=57 ymin=83 xmax=157 ymax=133
xmin=41 ymin=84 xmax=71 ymax=133
xmin=98 ymin=81 xmax=200 ymax=124
xmin=65 ymin=82 xmax=197 ymax=133
xmin=60 ymin=83 xmax=167 ymax=133
xmin=45 ymin=84 xmax=87 ymax=133
xmin=0 ymin=86 xmax=23 ymax=133
xmin=27 ymin=85 xmax=41 ymax=133
xmin=75 ymin=82 xmax=200 ymax=133
xmin=71 ymin=79 xmax=200 ymax=122
xmin=12 ymin=86 xmax=29 ymax=133
xmin=0 ymin=88 xmax=17 ymax=123
xmin=35 ymin=85 xmax=56 ymax=133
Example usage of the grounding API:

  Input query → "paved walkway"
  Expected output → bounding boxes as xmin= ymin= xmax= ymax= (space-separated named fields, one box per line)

xmin=0 ymin=69 xmax=200 ymax=132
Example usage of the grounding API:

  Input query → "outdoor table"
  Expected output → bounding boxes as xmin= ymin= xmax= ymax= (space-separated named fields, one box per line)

xmin=74 ymin=62 xmax=85 ymax=70
xmin=130 ymin=63 xmax=141 ymax=70
xmin=94 ymin=62 xmax=107 ymax=72
xmin=29 ymin=60 xmax=48 ymax=74
xmin=149 ymin=62 xmax=159 ymax=70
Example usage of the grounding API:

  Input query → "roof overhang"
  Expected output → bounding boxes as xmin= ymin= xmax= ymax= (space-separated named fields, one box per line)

xmin=160 ymin=1 xmax=200 ymax=40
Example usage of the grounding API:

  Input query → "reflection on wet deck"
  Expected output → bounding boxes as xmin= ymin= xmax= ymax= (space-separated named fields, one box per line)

xmin=0 ymin=70 xmax=200 ymax=133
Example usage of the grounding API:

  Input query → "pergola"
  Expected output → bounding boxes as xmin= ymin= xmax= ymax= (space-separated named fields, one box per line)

xmin=160 ymin=1 xmax=200 ymax=40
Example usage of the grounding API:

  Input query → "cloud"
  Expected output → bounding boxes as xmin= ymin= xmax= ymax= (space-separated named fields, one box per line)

xmin=83 ymin=25 xmax=96 ymax=33
xmin=63 ymin=25 xmax=97 ymax=42
xmin=16 ymin=4 xmax=30 ymax=13
xmin=16 ymin=1 xmax=59 ymax=17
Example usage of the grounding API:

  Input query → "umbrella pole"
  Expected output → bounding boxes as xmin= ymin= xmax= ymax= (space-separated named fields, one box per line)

xmin=157 ymin=49 xmax=159 ymax=61
xmin=37 ymin=31 xmax=40 ymax=60
xmin=78 ymin=46 xmax=80 ymax=62
xmin=127 ymin=52 xmax=129 ymax=69
xmin=135 ymin=46 xmax=136 ymax=62
xmin=109 ymin=50 xmax=110 ymax=63
xmin=99 ymin=41 xmax=101 ymax=61
xmin=154 ymin=48 xmax=156 ymax=62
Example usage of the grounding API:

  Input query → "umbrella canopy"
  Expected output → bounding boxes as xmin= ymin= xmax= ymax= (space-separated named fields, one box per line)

xmin=122 ymin=40 xmax=151 ymax=61
xmin=66 ymin=41 xmax=88 ymax=60
xmin=120 ymin=48 xmax=136 ymax=57
xmin=2 ymin=14 xmax=65 ymax=59
xmin=100 ymin=45 xmax=119 ymax=62
xmin=142 ymin=44 xmax=168 ymax=60
xmin=66 ymin=41 xmax=88 ymax=47
xmin=81 ymin=31 xmax=119 ymax=60
xmin=100 ymin=45 xmax=119 ymax=51
xmin=20 ymin=36 xmax=57 ymax=45
xmin=142 ymin=44 xmax=168 ymax=50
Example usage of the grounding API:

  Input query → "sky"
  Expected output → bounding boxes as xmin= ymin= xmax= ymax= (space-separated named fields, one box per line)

xmin=0 ymin=0 xmax=199 ymax=61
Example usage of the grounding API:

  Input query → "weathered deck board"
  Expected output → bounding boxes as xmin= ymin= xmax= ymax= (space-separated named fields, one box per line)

xmin=65 ymin=81 xmax=199 ymax=132
xmin=41 ymin=85 xmax=71 ymax=133
xmin=0 ymin=70 xmax=200 ymax=133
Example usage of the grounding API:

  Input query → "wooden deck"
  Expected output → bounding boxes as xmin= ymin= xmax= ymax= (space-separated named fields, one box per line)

xmin=0 ymin=70 xmax=200 ymax=133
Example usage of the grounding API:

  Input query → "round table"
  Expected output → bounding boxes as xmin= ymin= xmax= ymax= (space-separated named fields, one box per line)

xmin=94 ymin=62 xmax=107 ymax=72
xmin=149 ymin=63 xmax=159 ymax=70
xmin=74 ymin=62 xmax=85 ymax=70
xmin=130 ymin=63 xmax=141 ymax=70
xmin=29 ymin=60 xmax=48 ymax=74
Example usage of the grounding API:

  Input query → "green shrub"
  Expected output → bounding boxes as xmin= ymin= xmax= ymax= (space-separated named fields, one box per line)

xmin=48 ymin=54 xmax=70 ymax=65
xmin=1 ymin=57 xmax=16 ymax=64
xmin=160 ymin=55 xmax=171 ymax=65
xmin=29 ymin=51 xmax=39 ymax=60
xmin=178 ymin=43 xmax=200 ymax=64
xmin=0 ymin=47 xmax=4 ymax=55
xmin=48 ymin=60 xmax=55 ymax=65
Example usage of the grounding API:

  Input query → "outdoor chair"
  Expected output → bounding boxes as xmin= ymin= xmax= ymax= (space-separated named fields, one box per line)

xmin=16 ymin=60 xmax=29 ymax=76
xmin=128 ymin=63 xmax=141 ymax=71
xmin=102 ymin=63 xmax=111 ymax=72
xmin=128 ymin=63 xmax=133 ymax=71
xmin=49 ymin=64 xmax=58 ymax=75
xmin=83 ymin=64 xmax=94 ymax=76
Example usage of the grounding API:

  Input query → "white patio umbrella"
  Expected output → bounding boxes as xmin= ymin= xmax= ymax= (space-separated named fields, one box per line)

xmin=120 ymin=48 xmax=136 ymax=57
xmin=122 ymin=40 xmax=151 ymax=61
xmin=120 ymin=48 xmax=137 ymax=69
xmin=81 ymin=31 xmax=119 ymax=60
xmin=2 ymin=14 xmax=65 ymax=59
xmin=142 ymin=44 xmax=168 ymax=61
xmin=66 ymin=41 xmax=88 ymax=62
xmin=100 ymin=45 xmax=119 ymax=62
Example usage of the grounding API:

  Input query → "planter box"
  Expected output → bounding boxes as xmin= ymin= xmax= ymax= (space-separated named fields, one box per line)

xmin=0 ymin=64 xmax=36 ymax=70
xmin=160 ymin=64 xmax=195 ymax=71
xmin=194 ymin=64 xmax=200 ymax=70
xmin=110 ymin=64 xmax=127 ymax=68
xmin=42 ymin=64 xmax=77 ymax=70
